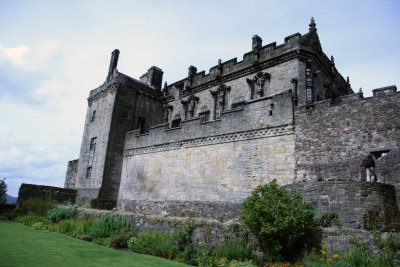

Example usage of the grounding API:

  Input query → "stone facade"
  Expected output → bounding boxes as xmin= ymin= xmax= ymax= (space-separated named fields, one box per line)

xmin=67 ymin=19 xmax=399 ymax=218
xmin=65 ymin=159 xmax=78 ymax=189
xmin=17 ymin=183 xmax=76 ymax=205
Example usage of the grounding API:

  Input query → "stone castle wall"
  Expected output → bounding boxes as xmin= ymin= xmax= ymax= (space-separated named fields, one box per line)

xmin=17 ymin=184 xmax=76 ymax=205
xmin=294 ymin=87 xmax=400 ymax=195
xmin=64 ymin=159 xmax=78 ymax=189
xmin=285 ymin=181 xmax=400 ymax=228
xmin=118 ymin=90 xmax=296 ymax=211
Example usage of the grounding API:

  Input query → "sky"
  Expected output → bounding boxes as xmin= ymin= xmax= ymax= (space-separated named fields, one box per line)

xmin=0 ymin=0 xmax=399 ymax=197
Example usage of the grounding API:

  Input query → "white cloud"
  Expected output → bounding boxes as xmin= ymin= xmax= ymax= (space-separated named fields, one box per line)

xmin=0 ymin=43 xmax=30 ymax=66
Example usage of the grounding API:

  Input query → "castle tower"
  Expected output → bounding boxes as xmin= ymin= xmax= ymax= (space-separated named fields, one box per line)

xmin=74 ymin=50 xmax=164 ymax=208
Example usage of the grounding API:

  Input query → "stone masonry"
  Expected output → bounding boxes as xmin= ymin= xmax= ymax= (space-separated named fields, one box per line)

xmin=66 ymin=19 xmax=399 ymax=220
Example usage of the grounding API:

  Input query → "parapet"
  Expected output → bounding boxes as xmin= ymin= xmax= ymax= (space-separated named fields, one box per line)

xmin=372 ymin=85 xmax=397 ymax=97
xmin=165 ymin=29 xmax=324 ymax=97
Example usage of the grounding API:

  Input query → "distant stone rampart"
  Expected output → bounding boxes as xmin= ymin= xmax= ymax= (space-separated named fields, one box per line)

xmin=17 ymin=183 xmax=76 ymax=205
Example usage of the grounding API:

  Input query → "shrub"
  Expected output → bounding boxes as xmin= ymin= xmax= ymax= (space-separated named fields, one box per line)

xmin=241 ymin=179 xmax=315 ymax=261
xmin=55 ymin=218 xmax=93 ymax=236
xmin=128 ymin=231 xmax=177 ymax=259
xmin=20 ymin=198 xmax=57 ymax=216
xmin=89 ymin=216 xmax=130 ymax=238
xmin=15 ymin=214 xmax=47 ymax=227
xmin=108 ymin=231 xmax=135 ymax=248
xmin=215 ymin=243 xmax=252 ymax=262
xmin=32 ymin=222 xmax=45 ymax=230
xmin=315 ymin=213 xmax=338 ymax=227
xmin=47 ymin=208 xmax=76 ymax=222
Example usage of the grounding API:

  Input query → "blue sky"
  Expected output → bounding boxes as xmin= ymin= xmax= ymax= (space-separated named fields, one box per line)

xmin=1 ymin=0 xmax=399 ymax=196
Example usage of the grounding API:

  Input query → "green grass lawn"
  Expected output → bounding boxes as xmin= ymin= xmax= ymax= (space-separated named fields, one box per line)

xmin=0 ymin=220 xmax=190 ymax=267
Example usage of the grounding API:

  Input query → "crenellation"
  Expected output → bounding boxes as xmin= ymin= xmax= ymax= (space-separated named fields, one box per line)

xmin=67 ymin=19 xmax=399 ymax=216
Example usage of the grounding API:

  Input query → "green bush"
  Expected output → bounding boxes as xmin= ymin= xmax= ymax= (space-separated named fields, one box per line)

xmin=215 ymin=243 xmax=252 ymax=262
xmin=128 ymin=231 xmax=177 ymax=259
xmin=315 ymin=212 xmax=339 ymax=227
xmin=108 ymin=231 xmax=135 ymax=248
xmin=47 ymin=208 xmax=76 ymax=222
xmin=56 ymin=218 xmax=93 ymax=236
xmin=241 ymin=179 xmax=315 ymax=261
xmin=31 ymin=222 xmax=45 ymax=230
xmin=15 ymin=214 xmax=48 ymax=227
xmin=89 ymin=216 xmax=130 ymax=238
xmin=20 ymin=198 xmax=57 ymax=216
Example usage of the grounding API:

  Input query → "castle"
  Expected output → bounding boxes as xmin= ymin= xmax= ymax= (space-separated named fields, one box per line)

xmin=65 ymin=19 xmax=400 ymax=217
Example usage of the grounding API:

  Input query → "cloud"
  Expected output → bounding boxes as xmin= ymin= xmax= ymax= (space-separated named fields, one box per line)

xmin=0 ymin=43 xmax=29 ymax=66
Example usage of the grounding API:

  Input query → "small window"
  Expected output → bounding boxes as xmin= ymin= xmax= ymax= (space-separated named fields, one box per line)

xmin=91 ymin=110 xmax=96 ymax=122
xmin=137 ymin=117 xmax=146 ymax=134
xmin=123 ymin=112 xmax=129 ymax=119
xmin=231 ymin=96 xmax=246 ymax=109
xmin=171 ymin=118 xmax=181 ymax=128
xmin=90 ymin=137 xmax=97 ymax=150
xmin=86 ymin=167 xmax=92 ymax=179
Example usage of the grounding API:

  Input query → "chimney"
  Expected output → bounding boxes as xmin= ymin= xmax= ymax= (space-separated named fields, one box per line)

xmin=252 ymin=35 xmax=262 ymax=51
xmin=107 ymin=49 xmax=120 ymax=82
xmin=147 ymin=66 xmax=164 ymax=90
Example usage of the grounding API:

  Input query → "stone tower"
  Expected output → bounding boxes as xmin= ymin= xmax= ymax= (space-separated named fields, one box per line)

xmin=75 ymin=50 xmax=164 ymax=208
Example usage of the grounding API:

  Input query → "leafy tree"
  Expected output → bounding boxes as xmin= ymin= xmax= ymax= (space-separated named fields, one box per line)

xmin=0 ymin=178 xmax=7 ymax=204
xmin=241 ymin=179 xmax=315 ymax=261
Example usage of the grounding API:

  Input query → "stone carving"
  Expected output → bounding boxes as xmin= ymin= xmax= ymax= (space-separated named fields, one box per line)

xmin=305 ymin=63 xmax=314 ymax=105
xmin=162 ymin=81 xmax=168 ymax=96
xmin=210 ymin=84 xmax=231 ymax=119
xmin=290 ymin=78 xmax=298 ymax=105
xmin=247 ymin=71 xmax=271 ymax=99
xmin=181 ymin=95 xmax=199 ymax=119
xmin=162 ymin=104 xmax=173 ymax=123
xmin=309 ymin=17 xmax=316 ymax=32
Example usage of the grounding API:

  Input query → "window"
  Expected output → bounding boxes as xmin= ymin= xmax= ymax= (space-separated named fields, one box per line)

xmin=231 ymin=96 xmax=246 ymax=109
xmin=90 ymin=137 xmax=97 ymax=150
xmin=137 ymin=117 xmax=146 ymax=134
xmin=91 ymin=110 xmax=96 ymax=122
xmin=86 ymin=167 xmax=92 ymax=179
xmin=199 ymin=106 xmax=211 ymax=122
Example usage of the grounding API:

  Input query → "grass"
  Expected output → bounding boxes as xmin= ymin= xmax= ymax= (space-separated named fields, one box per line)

xmin=0 ymin=220 xmax=189 ymax=267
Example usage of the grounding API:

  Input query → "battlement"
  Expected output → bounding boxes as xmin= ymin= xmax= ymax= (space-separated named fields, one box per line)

xmin=165 ymin=30 xmax=331 ymax=98
xmin=295 ymin=85 xmax=398 ymax=111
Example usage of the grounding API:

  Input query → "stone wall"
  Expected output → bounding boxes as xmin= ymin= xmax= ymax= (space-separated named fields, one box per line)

xmin=76 ymin=207 xmax=399 ymax=257
xmin=284 ymin=181 xmax=400 ymax=229
xmin=64 ymin=159 xmax=78 ymax=189
xmin=17 ymin=184 xmax=76 ymax=205
xmin=294 ymin=87 xmax=400 ymax=203
xmin=119 ymin=131 xmax=295 ymax=209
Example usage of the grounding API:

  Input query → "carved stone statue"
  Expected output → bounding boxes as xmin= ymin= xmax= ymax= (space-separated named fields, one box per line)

xmin=247 ymin=71 xmax=271 ymax=99
xmin=306 ymin=65 xmax=313 ymax=104
xmin=162 ymin=104 xmax=173 ymax=123
xmin=210 ymin=84 xmax=231 ymax=119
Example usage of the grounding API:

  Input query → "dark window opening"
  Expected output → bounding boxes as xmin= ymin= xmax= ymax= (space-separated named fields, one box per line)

xmin=123 ymin=112 xmax=129 ymax=119
xmin=371 ymin=150 xmax=390 ymax=159
xmin=86 ymin=167 xmax=92 ymax=179
xmin=269 ymin=110 xmax=273 ymax=116
xmin=90 ymin=137 xmax=97 ymax=150
xmin=201 ymin=112 xmax=211 ymax=122
xmin=91 ymin=110 xmax=96 ymax=122
xmin=137 ymin=117 xmax=146 ymax=134
xmin=171 ymin=118 xmax=182 ymax=128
